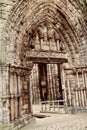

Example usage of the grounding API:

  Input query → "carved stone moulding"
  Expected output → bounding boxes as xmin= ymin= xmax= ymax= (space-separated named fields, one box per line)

xmin=65 ymin=66 xmax=87 ymax=75
xmin=9 ymin=65 xmax=33 ymax=76
xmin=26 ymin=57 xmax=68 ymax=64
xmin=26 ymin=50 xmax=67 ymax=58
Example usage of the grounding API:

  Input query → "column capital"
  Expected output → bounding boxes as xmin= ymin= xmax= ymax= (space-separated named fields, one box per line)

xmin=9 ymin=65 xmax=33 ymax=76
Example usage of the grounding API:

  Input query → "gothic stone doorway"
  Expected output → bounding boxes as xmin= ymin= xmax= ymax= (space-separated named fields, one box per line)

xmin=26 ymin=22 xmax=68 ymax=105
xmin=30 ymin=61 xmax=67 ymax=104
xmin=1 ymin=0 xmax=86 ymax=125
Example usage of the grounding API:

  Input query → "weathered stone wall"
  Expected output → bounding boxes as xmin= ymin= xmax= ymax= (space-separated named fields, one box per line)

xmin=0 ymin=65 xmax=9 ymax=123
xmin=0 ymin=0 xmax=17 ymax=63
xmin=0 ymin=0 xmax=86 ymax=66
xmin=0 ymin=0 xmax=87 ymax=125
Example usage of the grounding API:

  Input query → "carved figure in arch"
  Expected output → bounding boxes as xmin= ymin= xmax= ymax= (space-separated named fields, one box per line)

xmin=28 ymin=38 xmax=35 ymax=49
xmin=38 ymin=25 xmax=44 ymax=39
xmin=35 ymin=33 xmax=40 ymax=45
xmin=54 ymin=30 xmax=60 ymax=41
xmin=38 ymin=25 xmax=44 ymax=45
xmin=43 ymin=25 xmax=48 ymax=42
xmin=48 ymin=25 xmax=55 ymax=41
xmin=28 ymin=29 xmax=36 ymax=49
xmin=54 ymin=31 xmax=61 ymax=51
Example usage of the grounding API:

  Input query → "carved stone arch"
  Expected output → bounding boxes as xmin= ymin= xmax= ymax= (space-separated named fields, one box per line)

xmin=31 ymin=5 xmax=80 ymax=51
xmin=19 ymin=22 xmax=77 ymax=67
xmin=19 ymin=19 xmax=78 ymax=66
xmin=2 ymin=0 xmax=86 ymax=66
xmin=0 ymin=0 xmax=87 ymax=125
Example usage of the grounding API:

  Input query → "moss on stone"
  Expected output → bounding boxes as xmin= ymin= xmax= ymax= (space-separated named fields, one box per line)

xmin=0 ymin=59 xmax=3 ymax=65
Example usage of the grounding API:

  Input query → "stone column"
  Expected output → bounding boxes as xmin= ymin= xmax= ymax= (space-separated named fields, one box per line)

xmin=76 ymin=71 xmax=79 ymax=106
xmin=82 ymin=70 xmax=85 ymax=106
xmin=29 ymin=76 xmax=33 ymax=113
xmin=14 ymin=73 xmax=18 ymax=95
xmin=84 ymin=71 xmax=87 ymax=88
xmin=9 ymin=72 xmax=15 ymax=121
xmin=18 ymin=75 xmax=21 ymax=94
xmin=9 ymin=73 xmax=14 ymax=95
xmin=67 ymin=75 xmax=71 ymax=106
xmin=76 ymin=71 xmax=80 ymax=88
xmin=14 ymin=73 xmax=18 ymax=119
xmin=84 ymin=71 xmax=87 ymax=106
xmin=82 ymin=70 xmax=85 ymax=88
xmin=20 ymin=75 xmax=24 ymax=117
xmin=62 ymin=67 xmax=67 ymax=105
xmin=57 ymin=40 xmax=60 ymax=51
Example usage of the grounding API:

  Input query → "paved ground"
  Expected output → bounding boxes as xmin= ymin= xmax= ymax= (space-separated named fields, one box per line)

xmin=20 ymin=105 xmax=87 ymax=130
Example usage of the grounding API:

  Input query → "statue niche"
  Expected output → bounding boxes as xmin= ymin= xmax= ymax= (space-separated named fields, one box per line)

xmin=28 ymin=24 xmax=65 ymax=52
xmin=48 ymin=25 xmax=55 ymax=40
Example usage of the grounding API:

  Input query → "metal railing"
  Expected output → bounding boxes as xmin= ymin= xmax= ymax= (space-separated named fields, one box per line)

xmin=40 ymin=100 xmax=67 ymax=113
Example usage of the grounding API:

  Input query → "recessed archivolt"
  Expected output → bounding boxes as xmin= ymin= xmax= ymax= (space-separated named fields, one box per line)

xmin=6 ymin=0 xmax=82 ymax=36
xmin=18 ymin=22 xmax=77 ymax=66
xmin=18 ymin=6 xmax=79 ymax=57
xmin=31 ymin=8 xmax=79 ymax=50
xmin=3 ymin=0 xmax=86 ymax=65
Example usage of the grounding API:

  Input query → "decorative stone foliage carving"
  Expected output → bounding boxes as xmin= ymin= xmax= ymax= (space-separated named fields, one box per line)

xmin=9 ymin=65 xmax=33 ymax=76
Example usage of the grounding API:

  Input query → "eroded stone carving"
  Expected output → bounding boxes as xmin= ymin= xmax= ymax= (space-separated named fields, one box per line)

xmin=28 ymin=23 xmax=65 ymax=53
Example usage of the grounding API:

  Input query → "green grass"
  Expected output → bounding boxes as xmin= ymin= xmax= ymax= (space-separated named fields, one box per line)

xmin=0 ymin=124 xmax=13 ymax=130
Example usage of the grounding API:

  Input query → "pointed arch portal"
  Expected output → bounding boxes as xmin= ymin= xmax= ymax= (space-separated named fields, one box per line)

xmin=0 ymin=0 xmax=87 ymax=127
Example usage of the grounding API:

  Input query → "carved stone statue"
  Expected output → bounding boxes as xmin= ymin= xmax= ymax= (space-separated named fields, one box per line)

xmin=38 ymin=25 xmax=44 ymax=39
xmin=48 ymin=25 xmax=55 ymax=40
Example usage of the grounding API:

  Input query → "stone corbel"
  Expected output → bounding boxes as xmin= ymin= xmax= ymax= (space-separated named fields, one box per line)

xmin=16 ymin=68 xmax=22 ymax=76
xmin=9 ymin=67 xmax=15 ymax=74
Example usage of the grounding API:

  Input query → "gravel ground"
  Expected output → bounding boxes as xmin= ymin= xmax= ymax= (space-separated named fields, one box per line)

xmin=20 ymin=112 xmax=87 ymax=130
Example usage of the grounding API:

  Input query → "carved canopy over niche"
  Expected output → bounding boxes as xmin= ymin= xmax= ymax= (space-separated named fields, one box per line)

xmin=28 ymin=23 xmax=65 ymax=52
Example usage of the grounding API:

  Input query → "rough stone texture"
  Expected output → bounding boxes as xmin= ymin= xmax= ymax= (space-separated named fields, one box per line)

xmin=0 ymin=0 xmax=86 ymax=66
xmin=0 ymin=65 xmax=9 ymax=123
xmin=0 ymin=0 xmax=17 ymax=63
xmin=0 ymin=0 xmax=87 ymax=126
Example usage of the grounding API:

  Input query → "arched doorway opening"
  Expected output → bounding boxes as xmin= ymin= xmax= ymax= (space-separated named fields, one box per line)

xmin=25 ymin=22 xmax=68 ymax=107
xmin=1 ymin=0 xmax=87 ymax=125
xmin=30 ymin=63 xmax=66 ymax=104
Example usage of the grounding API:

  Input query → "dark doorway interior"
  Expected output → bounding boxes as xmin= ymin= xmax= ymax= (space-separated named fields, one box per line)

xmin=30 ymin=63 xmax=63 ymax=104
